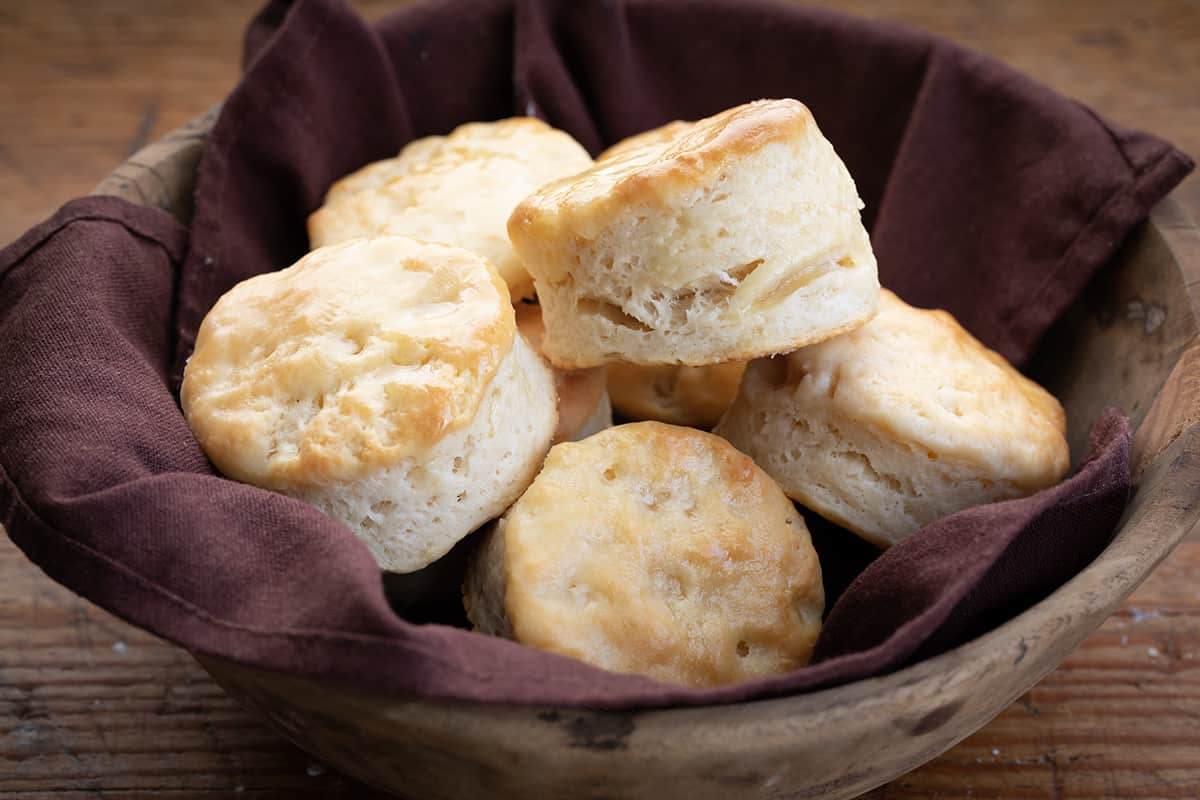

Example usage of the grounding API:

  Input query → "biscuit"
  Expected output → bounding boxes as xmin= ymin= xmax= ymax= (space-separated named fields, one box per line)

xmin=515 ymin=302 xmax=612 ymax=442
xmin=181 ymin=236 xmax=558 ymax=573
xmin=308 ymin=118 xmax=593 ymax=301
xmin=601 ymin=125 xmax=750 ymax=430
xmin=597 ymin=120 xmax=693 ymax=161
xmin=507 ymin=99 xmax=880 ymax=368
xmin=606 ymin=361 xmax=746 ymax=429
xmin=715 ymin=290 xmax=1070 ymax=547
xmin=463 ymin=422 xmax=824 ymax=687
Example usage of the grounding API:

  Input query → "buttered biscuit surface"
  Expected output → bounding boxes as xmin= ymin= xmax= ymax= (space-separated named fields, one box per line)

xmin=182 ymin=236 xmax=514 ymax=488
xmin=309 ymin=118 xmax=593 ymax=300
xmin=716 ymin=290 xmax=1069 ymax=547
xmin=508 ymin=100 xmax=880 ymax=368
xmin=182 ymin=236 xmax=558 ymax=573
xmin=465 ymin=422 xmax=824 ymax=687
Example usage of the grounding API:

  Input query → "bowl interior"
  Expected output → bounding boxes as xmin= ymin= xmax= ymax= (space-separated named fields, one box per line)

xmin=1026 ymin=202 xmax=1198 ymax=466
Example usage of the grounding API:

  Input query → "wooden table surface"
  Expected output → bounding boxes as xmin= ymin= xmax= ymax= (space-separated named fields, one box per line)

xmin=1 ymin=1 xmax=1198 ymax=798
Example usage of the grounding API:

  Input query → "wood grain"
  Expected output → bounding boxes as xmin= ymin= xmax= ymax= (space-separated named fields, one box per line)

xmin=2 ymin=1 xmax=1199 ymax=798
xmin=0 ymin=535 xmax=365 ymax=799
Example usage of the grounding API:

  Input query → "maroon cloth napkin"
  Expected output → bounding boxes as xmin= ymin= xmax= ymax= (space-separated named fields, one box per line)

xmin=0 ymin=0 xmax=1190 ymax=708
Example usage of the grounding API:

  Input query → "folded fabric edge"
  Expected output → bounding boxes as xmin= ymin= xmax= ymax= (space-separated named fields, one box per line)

xmin=243 ymin=0 xmax=298 ymax=69
xmin=0 ymin=406 xmax=1133 ymax=710
xmin=1008 ymin=141 xmax=1194 ymax=366
xmin=0 ymin=196 xmax=188 ymax=281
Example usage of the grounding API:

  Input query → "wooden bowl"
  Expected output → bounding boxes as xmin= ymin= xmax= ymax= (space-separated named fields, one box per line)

xmin=97 ymin=111 xmax=1200 ymax=800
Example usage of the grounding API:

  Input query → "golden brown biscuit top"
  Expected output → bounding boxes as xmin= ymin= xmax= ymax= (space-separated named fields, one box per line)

xmin=181 ymin=236 xmax=514 ymax=489
xmin=782 ymin=290 xmax=1068 ymax=488
xmin=501 ymin=422 xmax=824 ymax=687
xmin=308 ymin=118 xmax=593 ymax=300
xmin=508 ymin=99 xmax=867 ymax=304
xmin=512 ymin=100 xmax=813 ymax=226
xmin=596 ymin=120 xmax=694 ymax=161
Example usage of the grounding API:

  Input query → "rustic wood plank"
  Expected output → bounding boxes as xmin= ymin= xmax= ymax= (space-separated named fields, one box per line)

xmin=2 ymin=1 xmax=1199 ymax=798
xmin=0 ymin=0 xmax=396 ymax=247
xmin=0 ymin=534 xmax=374 ymax=797
xmin=867 ymin=540 xmax=1200 ymax=799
